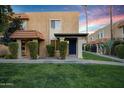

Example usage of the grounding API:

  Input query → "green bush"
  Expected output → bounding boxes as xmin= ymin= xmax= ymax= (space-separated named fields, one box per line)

xmin=27 ymin=41 xmax=38 ymax=59
xmin=8 ymin=42 xmax=18 ymax=59
xmin=4 ymin=54 xmax=14 ymax=59
xmin=46 ymin=45 xmax=55 ymax=57
xmin=111 ymin=40 xmax=122 ymax=55
xmin=59 ymin=41 xmax=67 ymax=59
xmin=115 ymin=44 xmax=124 ymax=59
xmin=85 ymin=44 xmax=91 ymax=51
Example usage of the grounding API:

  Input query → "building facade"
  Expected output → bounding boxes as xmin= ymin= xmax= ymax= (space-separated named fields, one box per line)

xmin=10 ymin=12 xmax=88 ymax=59
xmin=88 ymin=20 xmax=124 ymax=53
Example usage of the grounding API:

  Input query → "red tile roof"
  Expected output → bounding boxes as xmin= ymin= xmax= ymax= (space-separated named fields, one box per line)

xmin=10 ymin=30 xmax=44 ymax=40
xmin=118 ymin=21 xmax=124 ymax=28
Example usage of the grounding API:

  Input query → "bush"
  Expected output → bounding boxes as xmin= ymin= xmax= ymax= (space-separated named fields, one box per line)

xmin=27 ymin=41 xmax=38 ymax=59
xmin=59 ymin=41 xmax=67 ymax=59
xmin=115 ymin=44 xmax=124 ymax=59
xmin=46 ymin=45 xmax=55 ymax=57
xmin=85 ymin=44 xmax=91 ymax=51
xmin=111 ymin=40 xmax=122 ymax=55
xmin=4 ymin=54 xmax=14 ymax=59
xmin=91 ymin=44 xmax=97 ymax=52
xmin=8 ymin=42 xmax=18 ymax=59
xmin=0 ymin=44 xmax=10 ymax=58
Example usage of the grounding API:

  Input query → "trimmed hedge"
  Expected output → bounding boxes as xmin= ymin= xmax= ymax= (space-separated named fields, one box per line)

xmin=27 ymin=41 xmax=38 ymax=59
xmin=115 ymin=44 xmax=124 ymax=59
xmin=46 ymin=44 xmax=55 ymax=57
xmin=8 ymin=42 xmax=18 ymax=59
xmin=59 ymin=41 xmax=67 ymax=59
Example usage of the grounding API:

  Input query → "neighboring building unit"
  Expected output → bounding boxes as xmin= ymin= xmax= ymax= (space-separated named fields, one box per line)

xmin=88 ymin=20 xmax=124 ymax=44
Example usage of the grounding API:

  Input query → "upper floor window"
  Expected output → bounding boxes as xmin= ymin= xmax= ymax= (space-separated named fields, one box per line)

xmin=51 ymin=20 xmax=61 ymax=30
xmin=98 ymin=31 xmax=104 ymax=39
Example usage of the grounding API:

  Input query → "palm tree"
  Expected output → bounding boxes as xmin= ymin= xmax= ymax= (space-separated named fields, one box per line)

xmin=84 ymin=5 xmax=88 ymax=33
xmin=109 ymin=5 xmax=113 ymax=40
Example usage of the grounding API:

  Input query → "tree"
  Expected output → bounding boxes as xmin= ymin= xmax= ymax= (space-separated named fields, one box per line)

xmin=0 ymin=5 xmax=13 ymax=33
xmin=109 ymin=5 xmax=113 ymax=40
xmin=1 ymin=17 xmax=22 ymax=45
xmin=0 ymin=5 xmax=22 ymax=45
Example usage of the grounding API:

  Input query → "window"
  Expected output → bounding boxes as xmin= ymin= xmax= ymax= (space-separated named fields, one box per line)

xmin=51 ymin=20 xmax=61 ymax=30
xmin=98 ymin=31 xmax=104 ymax=39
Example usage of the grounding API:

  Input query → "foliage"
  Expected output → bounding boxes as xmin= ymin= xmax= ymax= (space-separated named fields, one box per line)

xmin=111 ymin=40 xmax=124 ymax=56
xmin=0 ymin=5 xmax=22 ymax=45
xmin=103 ymin=41 xmax=112 ymax=55
xmin=0 ymin=18 xmax=22 ymax=45
xmin=85 ymin=44 xmax=91 ymax=51
xmin=59 ymin=41 xmax=67 ymax=59
xmin=115 ymin=44 xmax=124 ymax=59
xmin=90 ymin=44 xmax=97 ymax=52
xmin=4 ymin=54 xmax=14 ymax=59
xmin=27 ymin=41 xmax=38 ymax=59
xmin=0 ymin=5 xmax=13 ymax=32
xmin=46 ymin=44 xmax=55 ymax=57
xmin=8 ymin=42 xmax=18 ymax=59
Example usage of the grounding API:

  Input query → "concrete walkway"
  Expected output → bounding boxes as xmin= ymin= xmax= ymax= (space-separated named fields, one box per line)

xmin=85 ymin=51 xmax=124 ymax=63
xmin=0 ymin=58 xmax=124 ymax=66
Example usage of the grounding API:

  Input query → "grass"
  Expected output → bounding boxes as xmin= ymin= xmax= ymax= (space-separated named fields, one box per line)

xmin=0 ymin=63 xmax=124 ymax=88
xmin=83 ymin=52 xmax=116 ymax=61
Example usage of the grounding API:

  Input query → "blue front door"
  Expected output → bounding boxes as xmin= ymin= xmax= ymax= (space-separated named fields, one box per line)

xmin=69 ymin=39 xmax=76 ymax=55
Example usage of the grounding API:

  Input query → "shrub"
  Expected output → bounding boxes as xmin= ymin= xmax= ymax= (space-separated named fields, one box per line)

xmin=115 ymin=44 xmax=124 ymax=59
xmin=59 ymin=41 xmax=67 ymax=59
xmin=91 ymin=44 xmax=97 ymax=52
xmin=8 ymin=42 xmax=18 ymax=59
xmin=0 ymin=44 xmax=10 ymax=58
xmin=27 ymin=41 xmax=38 ymax=59
xmin=85 ymin=44 xmax=91 ymax=51
xmin=4 ymin=54 xmax=14 ymax=59
xmin=111 ymin=40 xmax=122 ymax=55
xmin=46 ymin=45 xmax=55 ymax=57
xmin=103 ymin=42 xmax=111 ymax=55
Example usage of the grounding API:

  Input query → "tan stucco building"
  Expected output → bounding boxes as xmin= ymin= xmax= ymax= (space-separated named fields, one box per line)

xmin=10 ymin=12 xmax=88 ymax=59
xmin=88 ymin=20 xmax=124 ymax=44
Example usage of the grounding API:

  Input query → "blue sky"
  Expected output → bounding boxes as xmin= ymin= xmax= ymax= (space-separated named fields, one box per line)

xmin=12 ymin=5 xmax=124 ymax=34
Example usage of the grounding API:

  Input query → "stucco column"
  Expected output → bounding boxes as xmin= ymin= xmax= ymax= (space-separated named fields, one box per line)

xmin=17 ymin=40 xmax=22 ymax=59
xmin=77 ymin=37 xmax=83 ymax=59
xmin=96 ymin=44 xmax=99 ymax=54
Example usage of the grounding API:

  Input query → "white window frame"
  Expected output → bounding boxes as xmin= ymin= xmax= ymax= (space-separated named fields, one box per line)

xmin=50 ymin=19 xmax=62 ymax=30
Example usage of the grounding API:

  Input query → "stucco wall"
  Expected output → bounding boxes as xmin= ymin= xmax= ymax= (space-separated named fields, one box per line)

xmin=25 ymin=12 xmax=79 ymax=57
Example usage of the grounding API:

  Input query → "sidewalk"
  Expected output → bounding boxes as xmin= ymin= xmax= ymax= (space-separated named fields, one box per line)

xmin=0 ymin=58 xmax=124 ymax=66
xmin=86 ymin=51 xmax=124 ymax=63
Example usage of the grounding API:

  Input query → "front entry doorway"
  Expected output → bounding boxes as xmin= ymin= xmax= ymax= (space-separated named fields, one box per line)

xmin=21 ymin=40 xmax=29 ymax=57
xmin=69 ymin=38 xmax=77 ymax=55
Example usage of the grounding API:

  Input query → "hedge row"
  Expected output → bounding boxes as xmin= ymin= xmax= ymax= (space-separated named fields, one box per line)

xmin=46 ymin=41 xmax=67 ymax=59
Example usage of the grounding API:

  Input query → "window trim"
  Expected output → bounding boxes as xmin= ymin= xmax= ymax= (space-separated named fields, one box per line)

xmin=49 ymin=19 xmax=62 ymax=30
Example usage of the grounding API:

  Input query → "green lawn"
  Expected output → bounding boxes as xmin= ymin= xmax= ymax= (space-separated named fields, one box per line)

xmin=0 ymin=63 xmax=124 ymax=88
xmin=83 ymin=52 xmax=116 ymax=61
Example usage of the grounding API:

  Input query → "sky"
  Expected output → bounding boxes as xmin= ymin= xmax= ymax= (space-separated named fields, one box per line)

xmin=12 ymin=5 xmax=124 ymax=34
